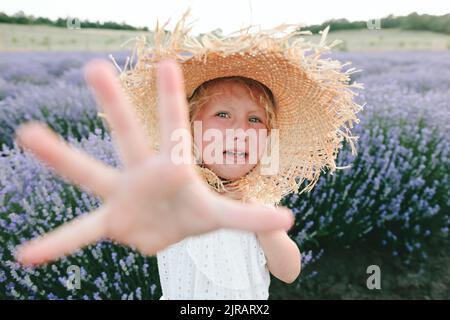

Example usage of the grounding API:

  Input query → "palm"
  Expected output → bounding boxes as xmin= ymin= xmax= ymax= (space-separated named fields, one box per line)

xmin=105 ymin=158 xmax=221 ymax=255
xmin=14 ymin=58 xmax=293 ymax=266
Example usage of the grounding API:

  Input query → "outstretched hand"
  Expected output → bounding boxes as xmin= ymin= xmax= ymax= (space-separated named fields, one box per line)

xmin=13 ymin=58 xmax=294 ymax=267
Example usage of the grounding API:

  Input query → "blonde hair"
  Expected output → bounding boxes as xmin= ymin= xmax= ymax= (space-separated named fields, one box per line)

xmin=188 ymin=76 xmax=277 ymax=130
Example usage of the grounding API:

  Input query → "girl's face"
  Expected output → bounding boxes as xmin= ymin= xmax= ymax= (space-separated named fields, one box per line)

xmin=193 ymin=82 xmax=269 ymax=181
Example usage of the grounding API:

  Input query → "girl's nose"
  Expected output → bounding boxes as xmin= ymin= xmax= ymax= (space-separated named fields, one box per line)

xmin=234 ymin=128 xmax=247 ymax=141
xmin=224 ymin=116 xmax=251 ymax=146
xmin=233 ymin=117 xmax=251 ymax=133
xmin=231 ymin=123 xmax=249 ymax=145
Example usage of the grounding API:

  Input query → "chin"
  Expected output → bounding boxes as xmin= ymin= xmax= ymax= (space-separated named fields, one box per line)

xmin=206 ymin=164 xmax=254 ymax=181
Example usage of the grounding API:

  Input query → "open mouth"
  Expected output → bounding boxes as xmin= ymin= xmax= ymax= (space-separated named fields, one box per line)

xmin=223 ymin=150 xmax=248 ymax=161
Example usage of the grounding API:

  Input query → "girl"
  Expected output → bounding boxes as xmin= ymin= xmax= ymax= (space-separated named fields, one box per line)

xmin=13 ymin=9 xmax=362 ymax=300
xmin=157 ymin=76 xmax=301 ymax=299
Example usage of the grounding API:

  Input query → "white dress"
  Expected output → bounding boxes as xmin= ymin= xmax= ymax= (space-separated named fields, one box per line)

xmin=156 ymin=227 xmax=271 ymax=300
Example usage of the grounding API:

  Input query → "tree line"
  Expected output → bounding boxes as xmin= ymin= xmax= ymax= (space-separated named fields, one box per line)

xmin=0 ymin=10 xmax=148 ymax=31
xmin=306 ymin=12 xmax=450 ymax=34
xmin=1 ymin=11 xmax=449 ymax=34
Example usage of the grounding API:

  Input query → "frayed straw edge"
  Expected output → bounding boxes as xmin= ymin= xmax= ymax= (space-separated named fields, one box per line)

xmin=116 ymin=7 xmax=365 ymax=204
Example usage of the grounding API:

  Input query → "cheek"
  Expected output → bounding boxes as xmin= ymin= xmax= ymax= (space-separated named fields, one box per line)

xmin=254 ymin=131 xmax=269 ymax=160
xmin=193 ymin=116 xmax=269 ymax=160
xmin=203 ymin=117 xmax=227 ymax=131
xmin=247 ymin=124 xmax=268 ymax=149
xmin=193 ymin=117 xmax=227 ymax=151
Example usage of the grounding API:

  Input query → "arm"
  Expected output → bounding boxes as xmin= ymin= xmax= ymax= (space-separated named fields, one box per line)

xmin=256 ymin=229 xmax=301 ymax=284
xmin=13 ymin=59 xmax=295 ymax=267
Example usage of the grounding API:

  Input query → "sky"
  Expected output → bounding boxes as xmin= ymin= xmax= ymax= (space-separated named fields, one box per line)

xmin=1 ymin=0 xmax=449 ymax=35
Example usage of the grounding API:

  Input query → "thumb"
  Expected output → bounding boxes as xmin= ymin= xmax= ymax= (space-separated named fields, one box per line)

xmin=214 ymin=200 xmax=294 ymax=233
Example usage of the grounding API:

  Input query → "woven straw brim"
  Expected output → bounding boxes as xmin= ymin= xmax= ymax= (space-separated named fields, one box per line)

xmin=108 ymin=8 xmax=364 ymax=206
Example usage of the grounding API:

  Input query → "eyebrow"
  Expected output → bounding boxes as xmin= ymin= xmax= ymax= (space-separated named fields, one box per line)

xmin=248 ymin=107 xmax=266 ymax=115
xmin=211 ymin=102 xmax=266 ymax=115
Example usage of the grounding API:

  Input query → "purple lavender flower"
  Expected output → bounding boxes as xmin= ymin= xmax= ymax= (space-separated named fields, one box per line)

xmin=1 ymin=50 xmax=449 ymax=299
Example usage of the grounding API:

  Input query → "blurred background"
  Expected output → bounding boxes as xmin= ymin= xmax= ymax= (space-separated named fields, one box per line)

xmin=0 ymin=0 xmax=449 ymax=299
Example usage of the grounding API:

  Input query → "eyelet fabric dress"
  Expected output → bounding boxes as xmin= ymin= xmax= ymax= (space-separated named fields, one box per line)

xmin=156 ymin=227 xmax=271 ymax=300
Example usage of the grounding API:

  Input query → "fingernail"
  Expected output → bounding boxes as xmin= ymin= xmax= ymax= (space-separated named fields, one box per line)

xmin=14 ymin=245 xmax=26 ymax=264
xmin=15 ymin=124 xmax=28 ymax=146
xmin=158 ymin=58 xmax=177 ymax=93
xmin=15 ymin=122 xmax=40 ymax=146
xmin=285 ymin=209 xmax=295 ymax=231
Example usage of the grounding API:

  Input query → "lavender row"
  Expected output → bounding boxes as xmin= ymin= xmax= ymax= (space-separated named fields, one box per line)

xmin=0 ymin=50 xmax=449 ymax=299
xmin=0 ymin=130 xmax=160 ymax=299
xmin=0 ymin=51 xmax=130 ymax=147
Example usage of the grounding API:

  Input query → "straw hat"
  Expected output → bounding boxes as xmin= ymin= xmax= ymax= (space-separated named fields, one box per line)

xmin=104 ymin=8 xmax=364 ymax=206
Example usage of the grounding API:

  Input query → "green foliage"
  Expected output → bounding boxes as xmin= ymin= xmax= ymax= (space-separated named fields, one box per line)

xmin=270 ymin=240 xmax=450 ymax=299
xmin=305 ymin=12 xmax=450 ymax=35
xmin=0 ymin=11 xmax=148 ymax=31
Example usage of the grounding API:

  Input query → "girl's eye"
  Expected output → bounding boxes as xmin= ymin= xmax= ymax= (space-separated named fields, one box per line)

xmin=249 ymin=116 xmax=262 ymax=123
xmin=216 ymin=112 xmax=230 ymax=118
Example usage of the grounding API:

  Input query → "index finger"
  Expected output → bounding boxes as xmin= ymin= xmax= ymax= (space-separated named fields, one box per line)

xmin=15 ymin=121 xmax=120 ymax=200
xmin=214 ymin=199 xmax=295 ymax=233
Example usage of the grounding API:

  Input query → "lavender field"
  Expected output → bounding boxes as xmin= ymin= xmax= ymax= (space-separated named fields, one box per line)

xmin=0 ymin=50 xmax=449 ymax=299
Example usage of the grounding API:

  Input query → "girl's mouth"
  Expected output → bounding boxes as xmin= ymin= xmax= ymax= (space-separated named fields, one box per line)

xmin=223 ymin=150 xmax=248 ymax=162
